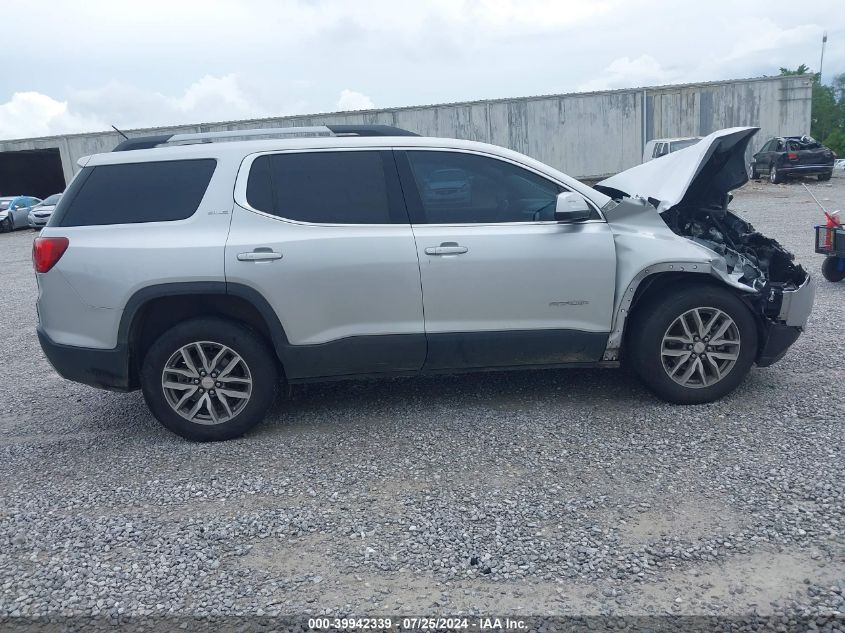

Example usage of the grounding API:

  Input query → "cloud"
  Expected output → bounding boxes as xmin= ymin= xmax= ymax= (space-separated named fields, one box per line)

xmin=336 ymin=89 xmax=375 ymax=111
xmin=1 ymin=1 xmax=841 ymax=137
xmin=0 ymin=74 xmax=283 ymax=140
xmin=717 ymin=18 xmax=820 ymax=63
xmin=0 ymin=92 xmax=103 ymax=139
xmin=578 ymin=55 xmax=675 ymax=92
xmin=69 ymin=74 xmax=270 ymax=129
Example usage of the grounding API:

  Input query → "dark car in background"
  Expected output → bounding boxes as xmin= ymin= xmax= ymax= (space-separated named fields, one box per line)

xmin=751 ymin=136 xmax=835 ymax=183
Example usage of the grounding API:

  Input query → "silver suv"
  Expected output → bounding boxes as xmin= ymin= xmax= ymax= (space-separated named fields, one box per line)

xmin=34 ymin=125 xmax=814 ymax=441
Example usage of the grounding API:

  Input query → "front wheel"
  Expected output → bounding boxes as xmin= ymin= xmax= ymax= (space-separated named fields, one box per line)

xmin=1 ymin=216 xmax=12 ymax=232
xmin=822 ymin=256 xmax=845 ymax=282
xmin=141 ymin=318 xmax=279 ymax=441
xmin=628 ymin=286 xmax=758 ymax=404
xmin=750 ymin=163 xmax=759 ymax=179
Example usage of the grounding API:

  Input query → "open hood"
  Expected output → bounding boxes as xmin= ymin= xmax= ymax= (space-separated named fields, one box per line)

xmin=596 ymin=127 xmax=758 ymax=213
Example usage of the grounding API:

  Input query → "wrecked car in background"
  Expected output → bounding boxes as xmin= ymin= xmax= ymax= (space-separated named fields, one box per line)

xmin=750 ymin=135 xmax=835 ymax=183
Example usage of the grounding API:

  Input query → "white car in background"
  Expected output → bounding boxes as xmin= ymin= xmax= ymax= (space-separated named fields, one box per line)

xmin=643 ymin=137 xmax=702 ymax=163
xmin=0 ymin=196 xmax=42 ymax=232
xmin=835 ymin=158 xmax=845 ymax=172
xmin=27 ymin=194 xmax=63 ymax=229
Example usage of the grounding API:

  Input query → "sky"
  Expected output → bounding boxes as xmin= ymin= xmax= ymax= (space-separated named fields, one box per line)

xmin=1 ymin=0 xmax=843 ymax=140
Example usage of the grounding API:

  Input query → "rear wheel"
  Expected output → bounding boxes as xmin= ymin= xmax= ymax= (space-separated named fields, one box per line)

xmin=140 ymin=318 xmax=279 ymax=441
xmin=770 ymin=163 xmax=783 ymax=184
xmin=822 ymin=256 xmax=845 ymax=282
xmin=818 ymin=171 xmax=832 ymax=181
xmin=628 ymin=285 xmax=758 ymax=404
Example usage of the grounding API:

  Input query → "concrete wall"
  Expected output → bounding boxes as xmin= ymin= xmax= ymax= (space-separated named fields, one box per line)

xmin=0 ymin=75 xmax=813 ymax=186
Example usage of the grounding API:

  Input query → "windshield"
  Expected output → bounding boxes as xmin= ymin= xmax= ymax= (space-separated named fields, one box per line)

xmin=40 ymin=194 xmax=62 ymax=205
xmin=670 ymin=139 xmax=700 ymax=152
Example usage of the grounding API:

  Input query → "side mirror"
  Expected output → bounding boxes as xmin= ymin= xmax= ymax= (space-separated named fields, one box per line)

xmin=554 ymin=192 xmax=592 ymax=223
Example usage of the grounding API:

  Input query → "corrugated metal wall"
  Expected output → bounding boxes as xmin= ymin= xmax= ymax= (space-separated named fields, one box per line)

xmin=0 ymin=75 xmax=813 ymax=185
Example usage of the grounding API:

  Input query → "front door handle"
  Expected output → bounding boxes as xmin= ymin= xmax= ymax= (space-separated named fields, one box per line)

xmin=237 ymin=250 xmax=283 ymax=262
xmin=424 ymin=242 xmax=468 ymax=256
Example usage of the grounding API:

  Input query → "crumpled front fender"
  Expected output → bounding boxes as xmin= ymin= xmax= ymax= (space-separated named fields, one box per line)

xmin=602 ymin=197 xmax=760 ymax=361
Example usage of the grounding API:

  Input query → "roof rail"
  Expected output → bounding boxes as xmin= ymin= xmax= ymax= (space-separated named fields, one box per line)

xmin=112 ymin=124 xmax=418 ymax=152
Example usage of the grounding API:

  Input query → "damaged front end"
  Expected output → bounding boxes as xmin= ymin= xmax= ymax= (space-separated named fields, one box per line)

xmin=597 ymin=126 xmax=814 ymax=367
xmin=661 ymin=203 xmax=813 ymax=364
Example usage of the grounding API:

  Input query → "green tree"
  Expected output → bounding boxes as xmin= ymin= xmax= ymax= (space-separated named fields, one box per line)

xmin=779 ymin=64 xmax=811 ymax=76
xmin=823 ymin=128 xmax=845 ymax=156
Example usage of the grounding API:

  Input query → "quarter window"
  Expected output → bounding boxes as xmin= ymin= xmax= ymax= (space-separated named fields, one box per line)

xmin=403 ymin=151 xmax=564 ymax=224
xmin=246 ymin=151 xmax=393 ymax=224
xmin=55 ymin=159 xmax=216 ymax=227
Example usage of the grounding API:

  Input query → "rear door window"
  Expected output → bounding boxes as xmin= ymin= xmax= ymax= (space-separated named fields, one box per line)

xmin=53 ymin=159 xmax=216 ymax=227
xmin=245 ymin=150 xmax=404 ymax=224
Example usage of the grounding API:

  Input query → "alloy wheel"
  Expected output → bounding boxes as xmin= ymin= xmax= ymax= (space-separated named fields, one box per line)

xmin=161 ymin=341 xmax=252 ymax=425
xmin=660 ymin=307 xmax=740 ymax=388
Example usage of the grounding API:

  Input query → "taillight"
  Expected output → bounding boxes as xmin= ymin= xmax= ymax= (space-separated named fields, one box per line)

xmin=787 ymin=152 xmax=799 ymax=160
xmin=32 ymin=237 xmax=69 ymax=273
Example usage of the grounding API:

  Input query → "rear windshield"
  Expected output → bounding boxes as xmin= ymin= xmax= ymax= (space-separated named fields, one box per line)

xmin=51 ymin=159 xmax=216 ymax=227
xmin=787 ymin=139 xmax=822 ymax=151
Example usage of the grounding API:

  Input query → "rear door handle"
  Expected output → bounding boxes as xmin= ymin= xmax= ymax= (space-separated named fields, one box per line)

xmin=424 ymin=242 xmax=468 ymax=256
xmin=237 ymin=250 xmax=283 ymax=262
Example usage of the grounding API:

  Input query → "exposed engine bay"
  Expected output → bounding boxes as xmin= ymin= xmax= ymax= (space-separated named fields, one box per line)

xmin=661 ymin=203 xmax=808 ymax=310
xmin=596 ymin=127 xmax=814 ymax=341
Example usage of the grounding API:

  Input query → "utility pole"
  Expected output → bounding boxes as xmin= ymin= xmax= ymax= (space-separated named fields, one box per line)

xmin=819 ymin=31 xmax=827 ymax=83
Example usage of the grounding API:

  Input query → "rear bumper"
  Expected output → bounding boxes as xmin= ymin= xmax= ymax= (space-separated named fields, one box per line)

xmin=37 ymin=327 xmax=132 ymax=391
xmin=779 ymin=164 xmax=834 ymax=176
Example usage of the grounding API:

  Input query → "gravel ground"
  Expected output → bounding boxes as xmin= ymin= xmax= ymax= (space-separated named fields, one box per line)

xmin=0 ymin=174 xmax=843 ymax=629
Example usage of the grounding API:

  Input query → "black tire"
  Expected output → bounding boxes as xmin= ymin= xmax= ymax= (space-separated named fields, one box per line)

xmin=750 ymin=163 xmax=759 ymax=180
xmin=140 ymin=317 xmax=279 ymax=441
xmin=627 ymin=285 xmax=758 ymax=404
xmin=818 ymin=171 xmax=832 ymax=181
xmin=770 ymin=163 xmax=783 ymax=184
xmin=0 ymin=217 xmax=9 ymax=233
xmin=821 ymin=256 xmax=845 ymax=282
